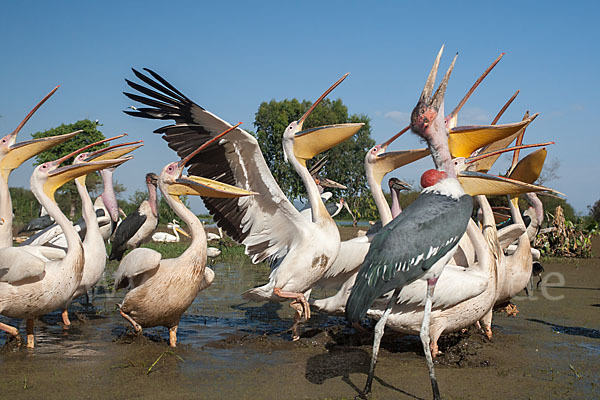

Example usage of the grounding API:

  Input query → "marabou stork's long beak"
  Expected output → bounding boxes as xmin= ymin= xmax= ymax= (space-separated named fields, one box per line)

xmin=43 ymin=157 xmax=131 ymax=202
xmin=0 ymin=130 xmax=80 ymax=180
xmin=318 ymin=177 xmax=347 ymax=190
xmin=389 ymin=177 xmax=412 ymax=192
xmin=293 ymin=74 xmax=363 ymax=164
xmin=167 ymin=175 xmax=257 ymax=199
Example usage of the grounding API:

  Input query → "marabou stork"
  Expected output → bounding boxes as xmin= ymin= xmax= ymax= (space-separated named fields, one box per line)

xmin=109 ymin=172 xmax=159 ymax=261
xmin=0 ymin=142 xmax=127 ymax=347
xmin=124 ymin=69 xmax=362 ymax=340
xmin=0 ymin=86 xmax=79 ymax=249
xmin=113 ymin=125 xmax=255 ymax=347
xmin=345 ymin=47 xmax=472 ymax=398
xmin=60 ymin=140 xmax=138 ymax=326
xmin=18 ymin=207 xmax=53 ymax=234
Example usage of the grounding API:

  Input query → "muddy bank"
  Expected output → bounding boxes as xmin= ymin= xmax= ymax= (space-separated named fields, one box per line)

xmin=0 ymin=249 xmax=598 ymax=399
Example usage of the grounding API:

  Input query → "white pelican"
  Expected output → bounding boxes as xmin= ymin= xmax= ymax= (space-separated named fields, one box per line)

xmin=60 ymin=139 xmax=140 ymax=326
xmin=0 ymin=144 xmax=127 ymax=347
xmin=109 ymin=172 xmax=159 ymax=260
xmin=123 ymin=68 xmax=362 ymax=339
xmin=152 ymin=219 xmax=190 ymax=243
xmin=113 ymin=125 xmax=255 ymax=347
xmin=0 ymin=86 xmax=79 ymax=248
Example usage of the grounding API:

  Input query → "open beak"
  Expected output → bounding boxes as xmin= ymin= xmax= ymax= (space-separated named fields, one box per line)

xmin=445 ymin=53 xmax=504 ymax=129
xmin=85 ymin=141 xmax=144 ymax=161
xmin=168 ymin=175 xmax=257 ymax=198
xmin=293 ymin=73 xmax=362 ymax=164
xmin=507 ymin=148 xmax=547 ymax=184
xmin=466 ymin=112 xmax=536 ymax=172
xmin=457 ymin=170 xmax=562 ymax=197
xmin=448 ymin=114 xmax=537 ymax=159
xmin=371 ymin=126 xmax=429 ymax=183
xmin=294 ymin=123 xmax=364 ymax=164
xmin=44 ymin=158 xmax=129 ymax=202
xmin=1 ymin=130 xmax=80 ymax=180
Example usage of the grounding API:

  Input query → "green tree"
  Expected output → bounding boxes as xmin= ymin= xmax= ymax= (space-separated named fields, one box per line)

xmin=254 ymin=98 xmax=376 ymax=219
xmin=32 ymin=119 xmax=107 ymax=218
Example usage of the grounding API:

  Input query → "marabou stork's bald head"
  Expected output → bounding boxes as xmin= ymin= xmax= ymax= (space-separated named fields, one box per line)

xmin=410 ymin=46 xmax=457 ymax=177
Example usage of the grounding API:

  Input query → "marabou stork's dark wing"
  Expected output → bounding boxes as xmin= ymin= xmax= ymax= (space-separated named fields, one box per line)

xmin=18 ymin=215 xmax=54 ymax=234
xmin=109 ymin=210 xmax=146 ymax=261
xmin=346 ymin=191 xmax=473 ymax=323
xmin=124 ymin=68 xmax=309 ymax=264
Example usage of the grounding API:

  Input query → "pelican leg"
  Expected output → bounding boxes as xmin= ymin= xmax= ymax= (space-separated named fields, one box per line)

xmin=273 ymin=287 xmax=311 ymax=340
xmin=62 ymin=309 xmax=71 ymax=327
xmin=169 ymin=325 xmax=178 ymax=347
xmin=420 ymin=278 xmax=440 ymax=400
xmin=0 ymin=322 xmax=22 ymax=345
xmin=26 ymin=319 xmax=35 ymax=349
xmin=480 ymin=308 xmax=494 ymax=340
xmin=364 ymin=288 xmax=401 ymax=395
xmin=119 ymin=309 xmax=142 ymax=333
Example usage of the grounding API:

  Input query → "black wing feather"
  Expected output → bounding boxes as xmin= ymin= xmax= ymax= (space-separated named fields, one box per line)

xmin=109 ymin=211 xmax=147 ymax=261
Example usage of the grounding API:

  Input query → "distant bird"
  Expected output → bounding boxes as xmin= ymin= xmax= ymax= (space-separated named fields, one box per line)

xmin=206 ymin=247 xmax=221 ymax=258
xmin=109 ymin=173 xmax=159 ymax=261
xmin=346 ymin=47 xmax=472 ymax=398
xmin=123 ymin=68 xmax=362 ymax=340
xmin=0 ymin=141 xmax=125 ymax=347
xmin=114 ymin=126 xmax=254 ymax=347
xmin=152 ymin=219 xmax=190 ymax=243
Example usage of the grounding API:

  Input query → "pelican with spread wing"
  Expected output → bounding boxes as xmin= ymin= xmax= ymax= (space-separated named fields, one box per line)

xmin=124 ymin=69 xmax=362 ymax=339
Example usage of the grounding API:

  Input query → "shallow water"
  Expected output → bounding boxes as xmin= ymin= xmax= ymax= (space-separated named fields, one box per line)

xmin=0 ymin=254 xmax=599 ymax=399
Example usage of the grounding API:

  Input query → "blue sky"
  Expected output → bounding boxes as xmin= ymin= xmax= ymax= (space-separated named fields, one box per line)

xmin=1 ymin=1 xmax=598 ymax=214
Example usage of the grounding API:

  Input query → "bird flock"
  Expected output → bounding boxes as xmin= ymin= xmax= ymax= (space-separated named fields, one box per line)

xmin=0 ymin=46 xmax=560 ymax=399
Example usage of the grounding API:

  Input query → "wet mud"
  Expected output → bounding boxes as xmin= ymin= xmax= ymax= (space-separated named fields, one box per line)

xmin=0 ymin=235 xmax=598 ymax=399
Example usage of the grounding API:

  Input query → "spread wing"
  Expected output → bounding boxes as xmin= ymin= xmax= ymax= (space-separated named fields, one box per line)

xmin=124 ymin=68 xmax=310 ymax=263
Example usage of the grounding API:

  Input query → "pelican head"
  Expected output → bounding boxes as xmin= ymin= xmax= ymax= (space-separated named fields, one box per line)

xmin=282 ymin=74 xmax=363 ymax=166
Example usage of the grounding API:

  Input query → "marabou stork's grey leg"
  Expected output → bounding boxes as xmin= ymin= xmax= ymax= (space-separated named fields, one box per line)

xmin=420 ymin=278 xmax=440 ymax=400
xmin=364 ymin=288 xmax=401 ymax=395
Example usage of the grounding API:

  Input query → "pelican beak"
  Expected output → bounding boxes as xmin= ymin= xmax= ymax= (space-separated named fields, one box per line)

xmin=0 ymin=130 xmax=80 ymax=180
xmin=508 ymin=148 xmax=547 ymax=184
xmin=175 ymin=226 xmax=191 ymax=238
xmin=85 ymin=142 xmax=144 ymax=161
xmin=168 ymin=175 xmax=257 ymax=199
xmin=445 ymin=53 xmax=504 ymax=129
xmin=293 ymin=73 xmax=361 ymax=165
xmin=372 ymin=148 xmax=430 ymax=184
xmin=457 ymin=170 xmax=563 ymax=197
xmin=448 ymin=114 xmax=538 ymax=158
xmin=293 ymin=123 xmax=363 ymax=165
xmin=44 ymin=158 xmax=129 ymax=202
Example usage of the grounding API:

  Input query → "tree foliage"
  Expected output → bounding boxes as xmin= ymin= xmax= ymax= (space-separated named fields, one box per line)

xmin=254 ymin=98 xmax=377 ymax=219
xmin=589 ymin=199 xmax=600 ymax=223
xmin=32 ymin=119 xmax=107 ymax=217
